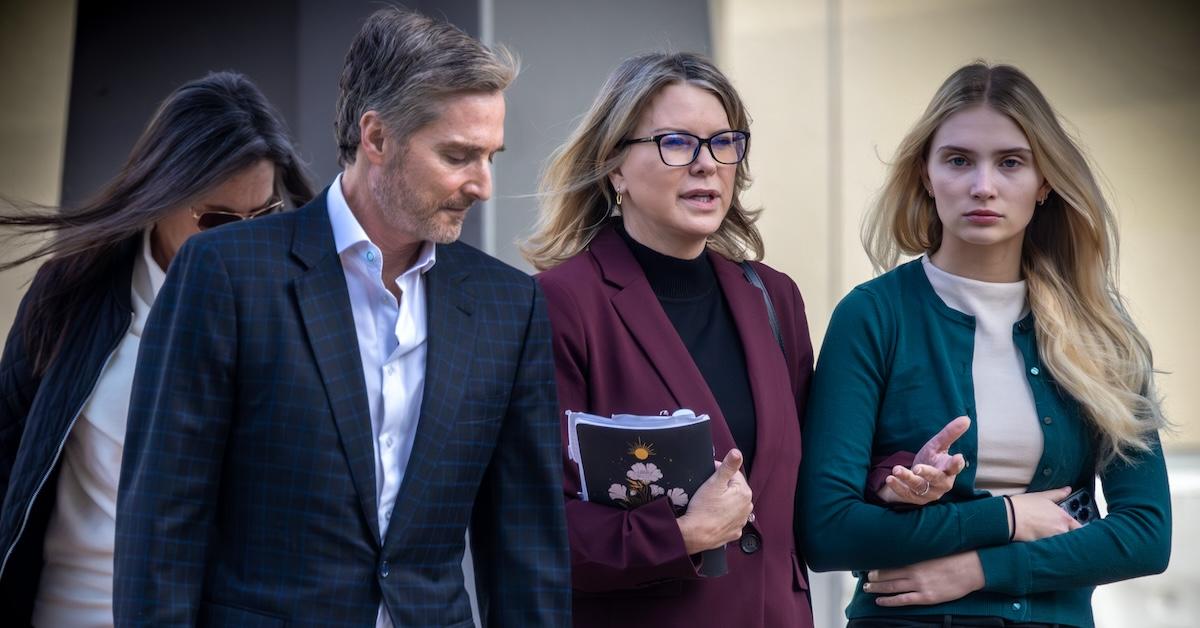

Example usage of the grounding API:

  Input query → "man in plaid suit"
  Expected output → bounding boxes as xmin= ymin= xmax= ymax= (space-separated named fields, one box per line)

xmin=114 ymin=8 xmax=569 ymax=627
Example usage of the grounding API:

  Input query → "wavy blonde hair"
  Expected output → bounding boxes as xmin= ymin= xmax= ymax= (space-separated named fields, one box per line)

xmin=863 ymin=62 xmax=1165 ymax=467
xmin=522 ymin=52 xmax=761 ymax=270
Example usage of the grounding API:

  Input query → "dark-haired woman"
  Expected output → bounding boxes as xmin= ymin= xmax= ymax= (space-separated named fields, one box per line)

xmin=0 ymin=71 xmax=314 ymax=625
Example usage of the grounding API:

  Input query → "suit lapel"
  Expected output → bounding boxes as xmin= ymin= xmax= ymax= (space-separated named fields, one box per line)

xmin=290 ymin=198 xmax=381 ymax=545
xmin=591 ymin=229 xmax=737 ymax=454
xmin=383 ymin=243 xmax=477 ymax=547
xmin=711 ymin=255 xmax=793 ymax=491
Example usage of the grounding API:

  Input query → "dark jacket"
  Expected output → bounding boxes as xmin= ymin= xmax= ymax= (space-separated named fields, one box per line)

xmin=0 ymin=236 xmax=140 ymax=624
xmin=113 ymin=192 xmax=570 ymax=627
xmin=537 ymin=226 xmax=816 ymax=628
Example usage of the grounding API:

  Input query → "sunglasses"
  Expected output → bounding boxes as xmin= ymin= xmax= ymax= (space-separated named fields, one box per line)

xmin=192 ymin=197 xmax=284 ymax=230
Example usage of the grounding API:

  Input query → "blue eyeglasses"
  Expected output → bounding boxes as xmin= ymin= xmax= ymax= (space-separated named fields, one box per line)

xmin=621 ymin=130 xmax=750 ymax=167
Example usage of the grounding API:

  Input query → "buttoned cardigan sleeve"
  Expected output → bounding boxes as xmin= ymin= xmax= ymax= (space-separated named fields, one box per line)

xmin=800 ymin=286 xmax=1010 ymax=571
xmin=976 ymin=433 xmax=1171 ymax=594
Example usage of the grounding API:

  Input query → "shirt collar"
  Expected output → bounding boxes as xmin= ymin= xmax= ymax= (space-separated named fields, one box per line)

xmin=327 ymin=172 xmax=437 ymax=275
xmin=328 ymin=172 xmax=372 ymax=256
xmin=407 ymin=239 xmax=437 ymax=277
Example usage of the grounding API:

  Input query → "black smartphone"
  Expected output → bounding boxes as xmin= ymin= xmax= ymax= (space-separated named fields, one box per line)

xmin=1056 ymin=488 xmax=1099 ymax=525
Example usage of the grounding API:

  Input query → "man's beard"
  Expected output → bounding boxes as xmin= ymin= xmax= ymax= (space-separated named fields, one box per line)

xmin=369 ymin=161 xmax=468 ymax=245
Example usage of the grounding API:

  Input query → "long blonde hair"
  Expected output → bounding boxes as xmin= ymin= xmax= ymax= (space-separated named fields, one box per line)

xmin=863 ymin=62 xmax=1165 ymax=467
xmin=523 ymin=52 xmax=762 ymax=270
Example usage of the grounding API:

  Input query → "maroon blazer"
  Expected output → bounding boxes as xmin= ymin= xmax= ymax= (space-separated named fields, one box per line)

xmin=537 ymin=227 xmax=815 ymax=628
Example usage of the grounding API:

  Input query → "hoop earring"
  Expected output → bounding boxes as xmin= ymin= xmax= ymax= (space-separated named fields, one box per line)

xmin=616 ymin=190 xmax=623 ymax=207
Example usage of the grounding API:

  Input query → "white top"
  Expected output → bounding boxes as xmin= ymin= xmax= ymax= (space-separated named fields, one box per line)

xmin=33 ymin=229 xmax=166 ymax=628
xmin=327 ymin=174 xmax=436 ymax=628
xmin=922 ymin=256 xmax=1042 ymax=496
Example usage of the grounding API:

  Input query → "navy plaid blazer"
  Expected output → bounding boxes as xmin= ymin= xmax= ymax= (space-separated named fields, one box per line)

xmin=114 ymin=192 xmax=570 ymax=627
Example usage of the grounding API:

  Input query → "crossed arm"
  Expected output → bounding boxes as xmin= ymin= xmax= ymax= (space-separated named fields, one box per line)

xmin=865 ymin=440 xmax=1170 ymax=606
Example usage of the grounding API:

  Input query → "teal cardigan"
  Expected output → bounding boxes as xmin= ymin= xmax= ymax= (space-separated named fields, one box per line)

xmin=799 ymin=260 xmax=1170 ymax=628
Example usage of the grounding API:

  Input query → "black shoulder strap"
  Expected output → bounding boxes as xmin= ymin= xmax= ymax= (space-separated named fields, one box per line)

xmin=739 ymin=261 xmax=785 ymax=358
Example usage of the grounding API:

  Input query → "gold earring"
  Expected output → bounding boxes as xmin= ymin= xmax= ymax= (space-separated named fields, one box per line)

xmin=616 ymin=189 xmax=623 ymax=207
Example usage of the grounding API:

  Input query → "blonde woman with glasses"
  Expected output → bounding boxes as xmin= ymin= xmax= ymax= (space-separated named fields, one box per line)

xmin=526 ymin=52 xmax=821 ymax=627
xmin=800 ymin=62 xmax=1171 ymax=628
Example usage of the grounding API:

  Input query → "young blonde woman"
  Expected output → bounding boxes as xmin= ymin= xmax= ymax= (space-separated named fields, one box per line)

xmin=800 ymin=62 xmax=1171 ymax=628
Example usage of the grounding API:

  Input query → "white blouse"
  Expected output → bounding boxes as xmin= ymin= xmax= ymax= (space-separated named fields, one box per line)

xmin=33 ymin=229 xmax=165 ymax=627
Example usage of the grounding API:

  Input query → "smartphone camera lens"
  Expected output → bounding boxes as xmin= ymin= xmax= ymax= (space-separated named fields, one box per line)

xmin=1080 ymin=493 xmax=1091 ymax=506
xmin=1078 ymin=508 xmax=1091 ymax=522
xmin=1068 ymin=498 xmax=1079 ymax=512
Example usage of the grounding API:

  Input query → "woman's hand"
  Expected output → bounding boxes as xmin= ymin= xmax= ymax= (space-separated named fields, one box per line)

xmin=876 ymin=416 xmax=970 ymax=506
xmin=863 ymin=551 xmax=984 ymax=606
xmin=676 ymin=449 xmax=753 ymax=555
xmin=1009 ymin=487 xmax=1081 ymax=542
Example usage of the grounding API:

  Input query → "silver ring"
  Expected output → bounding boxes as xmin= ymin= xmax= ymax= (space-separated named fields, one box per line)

xmin=917 ymin=478 xmax=931 ymax=496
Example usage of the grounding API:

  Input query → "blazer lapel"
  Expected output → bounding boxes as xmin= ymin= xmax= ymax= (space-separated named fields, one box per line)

xmin=590 ymin=228 xmax=737 ymax=454
xmin=383 ymin=243 xmax=477 ymax=547
xmin=711 ymin=255 xmax=794 ymax=491
xmin=290 ymin=198 xmax=381 ymax=545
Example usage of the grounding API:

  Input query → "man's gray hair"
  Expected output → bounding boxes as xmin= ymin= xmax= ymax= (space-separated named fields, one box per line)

xmin=334 ymin=7 xmax=517 ymax=166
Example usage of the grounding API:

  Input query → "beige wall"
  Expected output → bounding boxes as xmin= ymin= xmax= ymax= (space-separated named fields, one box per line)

xmin=0 ymin=0 xmax=76 ymax=348
xmin=714 ymin=0 xmax=1200 ymax=451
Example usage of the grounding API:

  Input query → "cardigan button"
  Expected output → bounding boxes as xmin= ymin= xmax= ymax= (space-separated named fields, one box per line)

xmin=1043 ymin=467 xmax=1053 ymax=477
xmin=1030 ymin=367 xmax=1040 ymax=375
xmin=739 ymin=532 xmax=761 ymax=554
xmin=1043 ymin=416 xmax=1053 ymax=425
xmin=1012 ymin=601 xmax=1022 ymax=611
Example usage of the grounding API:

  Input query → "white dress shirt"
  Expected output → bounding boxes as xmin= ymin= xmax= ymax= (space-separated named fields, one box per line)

xmin=923 ymin=256 xmax=1043 ymax=496
xmin=327 ymin=174 xmax=435 ymax=627
xmin=32 ymin=229 xmax=165 ymax=627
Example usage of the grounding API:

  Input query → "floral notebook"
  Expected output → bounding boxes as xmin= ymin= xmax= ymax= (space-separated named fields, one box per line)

xmin=567 ymin=409 xmax=726 ymax=576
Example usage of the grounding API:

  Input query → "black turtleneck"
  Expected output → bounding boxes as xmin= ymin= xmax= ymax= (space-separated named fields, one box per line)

xmin=618 ymin=226 xmax=757 ymax=472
